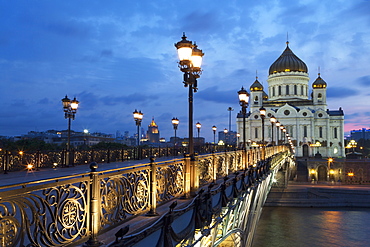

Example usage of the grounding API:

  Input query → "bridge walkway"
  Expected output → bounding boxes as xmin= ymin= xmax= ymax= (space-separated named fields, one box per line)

xmin=0 ymin=147 xmax=292 ymax=247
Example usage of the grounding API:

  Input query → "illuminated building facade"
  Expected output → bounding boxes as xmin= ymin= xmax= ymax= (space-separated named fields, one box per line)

xmin=147 ymin=118 xmax=160 ymax=143
xmin=237 ymin=41 xmax=345 ymax=158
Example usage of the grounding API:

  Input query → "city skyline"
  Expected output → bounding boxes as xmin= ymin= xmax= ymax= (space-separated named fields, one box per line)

xmin=1 ymin=0 xmax=370 ymax=142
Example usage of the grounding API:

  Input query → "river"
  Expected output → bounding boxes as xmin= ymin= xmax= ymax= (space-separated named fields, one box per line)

xmin=252 ymin=207 xmax=370 ymax=247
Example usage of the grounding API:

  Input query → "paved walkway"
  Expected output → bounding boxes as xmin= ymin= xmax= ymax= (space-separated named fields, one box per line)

xmin=0 ymin=156 xmax=181 ymax=187
xmin=287 ymin=182 xmax=370 ymax=191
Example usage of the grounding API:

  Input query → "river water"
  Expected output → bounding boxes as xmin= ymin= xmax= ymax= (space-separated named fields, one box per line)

xmin=252 ymin=207 xmax=370 ymax=247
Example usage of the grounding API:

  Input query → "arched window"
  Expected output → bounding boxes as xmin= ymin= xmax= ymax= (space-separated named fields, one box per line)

xmin=254 ymin=96 xmax=258 ymax=104
xmin=318 ymin=93 xmax=322 ymax=98
xmin=334 ymin=127 xmax=338 ymax=139
xmin=255 ymin=128 xmax=258 ymax=138
xmin=319 ymin=127 xmax=323 ymax=138
xmin=286 ymin=85 xmax=289 ymax=95
xmin=301 ymin=85 xmax=304 ymax=95
xmin=294 ymin=85 xmax=297 ymax=95
xmin=272 ymin=87 xmax=275 ymax=96
xmin=278 ymin=86 xmax=282 ymax=95
xmin=303 ymin=126 xmax=307 ymax=137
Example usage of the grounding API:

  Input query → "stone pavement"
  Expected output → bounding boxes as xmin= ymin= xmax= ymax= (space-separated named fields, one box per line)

xmin=0 ymin=156 xmax=180 ymax=187
xmin=265 ymin=181 xmax=370 ymax=207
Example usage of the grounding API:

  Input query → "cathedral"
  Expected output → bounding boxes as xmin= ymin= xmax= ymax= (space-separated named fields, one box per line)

xmin=236 ymin=41 xmax=345 ymax=158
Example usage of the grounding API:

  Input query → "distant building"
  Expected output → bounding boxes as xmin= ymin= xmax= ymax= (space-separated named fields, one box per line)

xmin=56 ymin=131 xmax=114 ymax=147
xmin=237 ymin=41 xmax=345 ymax=158
xmin=350 ymin=128 xmax=370 ymax=141
xmin=146 ymin=118 xmax=160 ymax=143
xmin=21 ymin=130 xmax=60 ymax=143
xmin=14 ymin=130 xmax=115 ymax=147
xmin=218 ymin=130 xmax=237 ymax=145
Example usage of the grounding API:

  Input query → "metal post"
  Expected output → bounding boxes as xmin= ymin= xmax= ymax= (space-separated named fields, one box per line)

xmin=188 ymin=79 xmax=194 ymax=159
xmin=85 ymin=162 xmax=102 ymax=246
xmin=147 ymin=156 xmax=159 ymax=216
xmin=67 ymin=117 xmax=71 ymax=166
xmin=261 ymin=117 xmax=265 ymax=144
xmin=271 ymin=122 xmax=274 ymax=146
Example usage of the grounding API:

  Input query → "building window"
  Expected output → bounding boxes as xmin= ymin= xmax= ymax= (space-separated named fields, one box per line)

xmin=255 ymin=128 xmax=258 ymax=138
xmin=334 ymin=128 xmax=338 ymax=139
xmin=301 ymin=85 xmax=304 ymax=95
xmin=284 ymin=110 xmax=290 ymax=116
xmin=294 ymin=85 xmax=297 ymax=95
xmin=273 ymin=87 xmax=275 ymax=96
xmin=254 ymin=96 xmax=258 ymax=104
xmin=278 ymin=86 xmax=281 ymax=95
xmin=303 ymin=112 xmax=307 ymax=116
xmin=303 ymin=126 xmax=307 ymax=137
xmin=286 ymin=85 xmax=289 ymax=95
xmin=319 ymin=127 xmax=323 ymax=138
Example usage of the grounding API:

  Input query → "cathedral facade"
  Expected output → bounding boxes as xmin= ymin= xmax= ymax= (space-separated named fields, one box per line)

xmin=236 ymin=42 xmax=345 ymax=158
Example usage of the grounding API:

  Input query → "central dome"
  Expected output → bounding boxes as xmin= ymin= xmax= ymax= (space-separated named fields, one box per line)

xmin=269 ymin=42 xmax=308 ymax=75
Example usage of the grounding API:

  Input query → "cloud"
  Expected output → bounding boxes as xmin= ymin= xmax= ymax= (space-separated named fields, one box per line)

xmin=327 ymin=87 xmax=359 ymax=98
xmin=356 ymin=75 xmax=370 ymax=87
xmin=197 ymin=86 xmax=237 ymax=104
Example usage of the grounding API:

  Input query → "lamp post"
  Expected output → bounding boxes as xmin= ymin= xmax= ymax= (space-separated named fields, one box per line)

xmin=237 ymin=133 xmax=240 ymax=148
xmin=175 ymin=33 xmax=204 ymax=159
xmin=224 ymin=128 xmax=228 ymax=151
xmin=172 ymin=117 xmax=179 ymax=156
xmin=259 ymin=107 xmax=266 ymax=145
xmin=212 ymin=125 xmax=217 ymax=145
xmin=227 ymin=107 xmax=234 ymax=132
xmin=279 ymin=125 xmax=284 ymax=145
xmin=61 ymin=95 xmax=79 ymax=167
xmin=133 ymin=109 xmax=143 ymax=159
xmin=238 ymin=87 xmax=250 ymax=150
xmin=282 ymin=128 xmax=287 ymax=143
xmin=275 ymin=121 xmax=280 ymax=145
xmin=196 ymin=122 xmax=201 ymax=153
xmin=270 ymin=116 xmax=276 ymax=146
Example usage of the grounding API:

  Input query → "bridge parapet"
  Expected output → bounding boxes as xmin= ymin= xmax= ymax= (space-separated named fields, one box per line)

xmin=0 ymin=146 xmax=292 ymax=246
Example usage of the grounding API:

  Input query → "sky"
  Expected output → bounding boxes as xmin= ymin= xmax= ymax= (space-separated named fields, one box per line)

xmin=1 ymin=0 xmax=370 ymax=142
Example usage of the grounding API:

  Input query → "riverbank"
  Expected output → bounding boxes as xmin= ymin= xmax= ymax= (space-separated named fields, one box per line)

xmin=264 ymin=182 xmax=370 ymax=207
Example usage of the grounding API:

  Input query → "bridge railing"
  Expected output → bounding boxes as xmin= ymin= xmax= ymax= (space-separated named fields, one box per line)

xmin=0 ymin=146 xmax=289 ymax=246
xmin=0 ymin=145 xmax=231 ymax=173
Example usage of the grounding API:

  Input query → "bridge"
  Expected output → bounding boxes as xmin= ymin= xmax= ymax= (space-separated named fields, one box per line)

xmin=0 ymin=146 xmax=294 ymax=247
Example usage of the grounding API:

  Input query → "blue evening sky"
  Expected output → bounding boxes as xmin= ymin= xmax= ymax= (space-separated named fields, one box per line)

xmin=1 ymin=0 xmax=370 ymax=141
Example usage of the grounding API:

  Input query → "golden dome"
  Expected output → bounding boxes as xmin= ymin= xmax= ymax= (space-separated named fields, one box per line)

xmin=312 ymin=73 xmax=327 ymax=89
xmin=250 ymin=78 xmax=264 ymax=91
xmin=269 ymin=42 xmax=308 ymax=75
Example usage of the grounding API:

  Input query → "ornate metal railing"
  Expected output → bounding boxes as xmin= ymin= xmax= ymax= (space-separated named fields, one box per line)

xmin=0 ymin=145 xmax=231 ymax=173
xmin=0 ymin=146 xmax=289 ymax=246
xmin=111 ymin=149 xmax=294 ymax=247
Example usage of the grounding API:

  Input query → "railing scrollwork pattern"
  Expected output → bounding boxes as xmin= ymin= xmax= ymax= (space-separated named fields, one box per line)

xmin=0 ymin=146 xmax=290 ymax=246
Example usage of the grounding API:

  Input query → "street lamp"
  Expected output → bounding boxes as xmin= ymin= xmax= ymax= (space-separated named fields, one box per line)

xmin=228 ymin=107 xmax=234 ymax=132
xmin=224 ymin=128 xmax=228 ymax=150
xmin=259 ymin=107 xmax=266 ymax=145
xmin=279 ymin=125 xmax=284 ymax=144
xmin=275 ymin=121 xmax=280 ymax=145
xmin=196 ymin=122 xmax=201 ymax=148
xmin=238 ymin=87 xmax=249 ymax=150
xmin=172 ymin=117 xmax=179 ymax=155
xmin=133 ymin=109 xmax=143 ymax=159
xmin=212 ymin=125 xmax=217 ymax=145
xmin=61 ymin=95 xmax=79 ymax=167
xmin=270 ymin=116 xmax=276 ymax=146
xmin=175 ymin=33 xmax=204 ymax=159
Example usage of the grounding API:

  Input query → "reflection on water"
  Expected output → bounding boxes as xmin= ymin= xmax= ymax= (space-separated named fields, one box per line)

xmin=253 ymin=207 xmax=370 ymax=247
